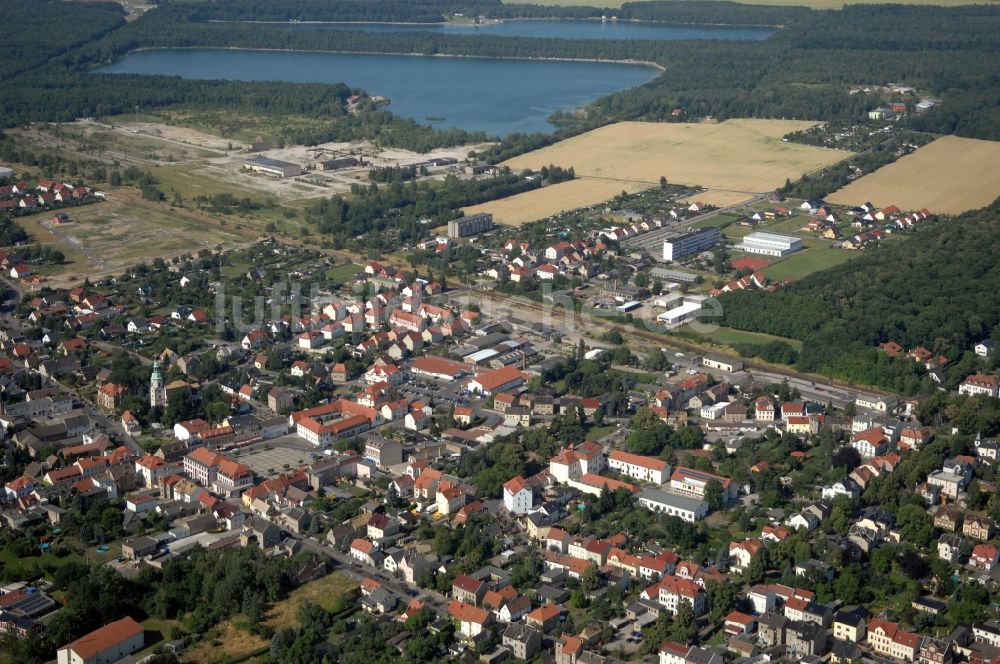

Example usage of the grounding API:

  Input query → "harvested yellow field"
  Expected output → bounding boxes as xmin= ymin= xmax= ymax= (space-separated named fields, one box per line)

xmin=828 ymin=135 xmax=1000 ymax=215
xmin=463 ymin=178 xmax=649 ymax=226
xmin=504 ymin=119 xmax=850 ymax=197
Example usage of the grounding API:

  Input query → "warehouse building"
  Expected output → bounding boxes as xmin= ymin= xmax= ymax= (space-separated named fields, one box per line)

xmin=244 ymin=156 xmax=302 ymax=178
xmin=314 ymin=157 xmax=360 ymax=171
xmin=447 ymin=213 xmax=494 ymax=238
xmin=657 ymin=296 xmax=707 ymax=329
xmin=662 ymin=227 xmax=721 ymax=262
xmin=736 ymin=232 xmax=802 ymax=257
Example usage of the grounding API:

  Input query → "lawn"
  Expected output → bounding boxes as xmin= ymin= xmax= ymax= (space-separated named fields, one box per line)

xmin=326 ymin=262 xmax=362 ymax=284
xmin=85 ymin=541 xmax=123 ymax=564
xmin=265 ymin=571 xmax=359 ymax=629
xmin=761 ymin=246 xmax=860 ymax=280
xmin=585 ymin=424 xmax=618 ymax=440
xmin=691 ymin=326 xmax=803 ymax=351
xmin=691 ymin=213 xmax=740 ymax=229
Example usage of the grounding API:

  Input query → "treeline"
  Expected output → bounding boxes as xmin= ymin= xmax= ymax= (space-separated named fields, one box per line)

xmin=306 ymin=170 xmax=539 ymax=253
xmin=169 ymin=0 xmax=808 ymax=28
xmin=779 ymin=142 xmax=924 ymax=201
xmin=0 ymin=218 xmax=28 ymax=246
xmin=717 ymin=198 xmax=1000 ymax=393
xmin=0 ymin=0 xmax=124 ymax=79
xmin=174 ymin=0 xmax=475 ymax=23
xmin=368 ymin=165 xmax=424 ymax=182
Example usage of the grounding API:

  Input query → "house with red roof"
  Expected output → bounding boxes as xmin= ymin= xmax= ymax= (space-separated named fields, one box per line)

xmin=448 ymin=599 xmax=492 ymax=638
xmin=503 ymin=475 xmax=532 ymax=514
xmin=466 ymin=365 xmax=528 ymax=396
xmin=971 ymin=543 xmax=1000 ymax=571
xmin=729 ymin=538 xmax=763 ymax=572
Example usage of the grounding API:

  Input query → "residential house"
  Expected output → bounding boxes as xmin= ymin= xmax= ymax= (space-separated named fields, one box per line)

xmin=503 ymin=623 xmax=541 ymax=660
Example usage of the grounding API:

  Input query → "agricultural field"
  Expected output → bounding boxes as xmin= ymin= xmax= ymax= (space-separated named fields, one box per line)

xmin=462 ymin=177 xmax=648 ymax=227
xmin=503 ymin=120 xmax=850 ymax=212
xmin=827 ymin=135 xmax=1000 ymax=214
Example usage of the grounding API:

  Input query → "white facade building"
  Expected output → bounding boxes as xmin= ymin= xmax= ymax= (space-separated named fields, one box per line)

xmin=736 ymin=232 xmax=802 ymax=257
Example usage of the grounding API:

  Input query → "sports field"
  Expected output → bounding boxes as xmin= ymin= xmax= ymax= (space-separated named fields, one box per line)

xmin=462 ymin=177 xmax=649 ymax=226
xmin=501 ymin=120 xmax=849 ymax=222
xmin=827 ymin=135 xmax=1000 ymax=215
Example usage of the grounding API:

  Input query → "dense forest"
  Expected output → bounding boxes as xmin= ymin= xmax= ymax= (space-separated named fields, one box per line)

xmin=160 ymin=0 xmax=802 ymax=27
xmin=2 ymin=0 xmax=999 ymax=153
xmin=717 ymin=198 xmax=1000 ymax=394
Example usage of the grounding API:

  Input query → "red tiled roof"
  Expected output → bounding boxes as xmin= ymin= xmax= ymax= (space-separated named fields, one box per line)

xmin=60 ymin=616 xmax=143 ymax=660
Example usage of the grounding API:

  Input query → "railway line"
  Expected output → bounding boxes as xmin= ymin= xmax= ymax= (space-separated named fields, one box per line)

xmin=466 ymin=289 xmax=888 ymax=403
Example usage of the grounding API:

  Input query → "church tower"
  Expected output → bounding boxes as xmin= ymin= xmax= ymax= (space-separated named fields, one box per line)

xmin=150 ymin=360 xmax=166 ymax=408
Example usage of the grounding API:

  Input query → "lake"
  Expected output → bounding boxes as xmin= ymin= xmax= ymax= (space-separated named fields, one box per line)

xmin=275 ymin=19 xmax=775 ymax=42
xmin=100 ymin=49 xmax=661 ymax=136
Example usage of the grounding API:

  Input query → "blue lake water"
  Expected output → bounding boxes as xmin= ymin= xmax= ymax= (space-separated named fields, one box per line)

xmin=275 ymin=19 xmax=775 ymax=42
xmin=100 ymin=49 xmax=661 ymax=136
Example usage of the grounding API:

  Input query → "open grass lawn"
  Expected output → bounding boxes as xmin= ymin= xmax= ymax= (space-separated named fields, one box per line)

xmin=761 ymin=245 xmax=859 ymax=280
xmin=84 ymin=541 xmax=122 ymax=564
xmin=691 ymin=326 xmax=803 ymax=351
xmin=691 ymin=213 xmax=740 ymax=229
xmin=133 ymin=617 xmax=182 ymax=660
xmin=326 ymin=262 xmax=362 ymax=284
xmin=754 ymin=216 xmax=813 ymax=236
xmin=721 ymin=224 xmax=756 ymax=241
xmin=585 ymin=424 xmax=617 ymax=440
xmin=0 ymin=543 xmax=87 ymax=580
xmin=265 ymin=571 xmax=359 ymax=630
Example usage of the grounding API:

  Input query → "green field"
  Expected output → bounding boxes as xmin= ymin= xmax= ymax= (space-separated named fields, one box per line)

xmin=691 ymin=213 xmax=740 ymax=230
xmin=761 ymin=246 xmax=859 ymax=280
xmin=326 ymin=262 xmax=362 ymax=283
xmin=691 ymin=326 xmax=803 ymax=351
